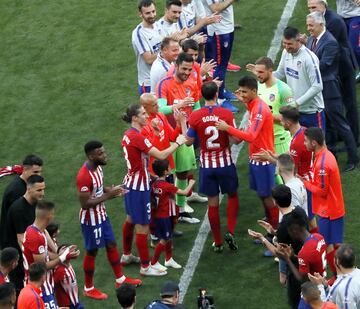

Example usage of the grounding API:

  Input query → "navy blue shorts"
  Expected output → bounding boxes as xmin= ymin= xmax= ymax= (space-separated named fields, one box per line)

xmin=81 ymin=217 xmax=116 ymax=251
xmin=42 ymin=293 xmax=57 ymax=309
xmin=138 ymin=85 xmax=150 ymax=95
xmin=199 ymin=164 xmax=238 ymax=197
xmin=299 ymin=110 xmax=326 ymax=133
xmin=155 ymin=217 xmax=172 ymax=240
xmin=318 ymin=216 xmax=344 ymax=245
xmin=249 ymin=162 xmax=275 ymax=198
xmin=306 ymin=190 xmax=314 ymax=220
xmin=125 ymin=188 xmax=151 ymax=225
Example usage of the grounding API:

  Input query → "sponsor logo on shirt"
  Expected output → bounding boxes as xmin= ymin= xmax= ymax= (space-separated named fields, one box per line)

xmin=298 ymin=257 xmax=305 ymax=266
xmin=81 ymin=186 xmax=89 ymax=192
xmin=286 ymin=67 xmax=299 ymax=79
xmin=255 ymin=113 xmax=263 ymax=121
xmin=290 ymin=149 xmax=298 ymax=157
xmin=144 ymin=138 xmax=152 ymax=148
xmin=318 ymin=169 xmax=327 ymax=176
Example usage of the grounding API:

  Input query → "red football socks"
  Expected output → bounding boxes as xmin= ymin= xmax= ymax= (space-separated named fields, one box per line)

xmin=136 ymin=233 xmax=150 ymax=268
xmin=208 ymin=206 xmax=222 ymax=245
xmin=122 ymin=221 xmax=135 ymax=255
xmin=227 ymin=194 xmax=239 ymax=235
xmin=165 ymin=240 xmax=173 ymax=261
xmin=151 ymin=242 xmax=165 ymax=265
xmin=326 ymin=249 xmax=337 ymax=275
xmin=83 ymin=254 xmax=95 ymax=288
xmin=106 ymin=246 xmax=123 ymax=278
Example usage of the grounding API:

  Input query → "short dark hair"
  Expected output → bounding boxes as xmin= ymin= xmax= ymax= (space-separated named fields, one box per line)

xmin=283 ymin=26 xmax=299 ymax=40
xmin=0 ymin=282 xmax=15 ymax=306
xmin=272 ymin=184 xmax=292 ymax=208
xmin=152 ymin=159 xmax=170 ymax=177
xmin=181 ymin=39 xmax=199 ymax=52
xmin=279 ymin=106 xmax=300 ymax=123
xmin=255 ymin=56 xmax=274 ymax=70
xmin=286 ymin=208 xmax=308 ymax=229
xmin=301 ymin=281 xmax=320 ymax=302
xmin=27 ymin=174 xmax=44 ymax=187
xmin=22 ymin=155 xmax=43 ymax=167
xmin=336 ymin=244 xmax=356 ymax=269
xmin=161 ymin=37 xmax=178 ymax=50
xmin=84 ymin=140 xmax=103 ymax=155
xmin=201 ymin=82 xmax=218 ymax=101
xmin=277 ymin=153 xmax=295 ymax=174
xmin=0 ymin=247 xmax=19 ymax=268
xmin=29 ymin=262 xmax=46 ymax=282
xmin=116 ymin=284 xmax=136 ymax=308
xmin=122 ymin=104 xmax=142 ymax=123
xmin=175 ymin=52 xmax=194 ymax=66
xmin=138 ymin=0 xmax=154 ymax=11
xmin=36 ymin=200 xmax=55 ymax=212
xmin=304 ymin=127 xmax=325 ymax=146
xmin=46 ymin=220 xmax=60 ymax=238
xmin=166 ymin=0 xmax=182 ymax=9
xmin=238 ymin=76 xmax=258 ymax=90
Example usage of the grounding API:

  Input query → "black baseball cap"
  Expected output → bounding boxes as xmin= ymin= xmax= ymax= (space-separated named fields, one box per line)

xmin=160 ymin=281 xmax=180 ymax=297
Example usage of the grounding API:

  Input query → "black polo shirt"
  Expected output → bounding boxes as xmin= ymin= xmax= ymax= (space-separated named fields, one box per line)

xmin=0 ymin=176 xmax=26 ymax=248
xmin=4 ymin=197 xmax=36 ymax=252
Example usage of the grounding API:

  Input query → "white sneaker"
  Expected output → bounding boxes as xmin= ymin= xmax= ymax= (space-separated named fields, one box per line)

xmin=140 ymin=265 xmax=167 ymax=276
xmin=121 ymin=254 xmax=140 ymax=265
xmin=164 ymin=258 xmax=182 ymax=269
xmin=186 ymin=192 xmax=207 ymax=203
xmin=184 ymin=203 xmax=194 ymax=213
xmin=178 ymin=213 xmax=200 ymax=224
xmin=151 ymin=261 xmax=167 ymax=272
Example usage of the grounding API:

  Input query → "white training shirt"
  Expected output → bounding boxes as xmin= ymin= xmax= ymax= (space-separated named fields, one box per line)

xmin=201 ymin=0 xmax=234 ymax=35
xmin=156 ymin=17 xmax=181 ymax=38
xmin=274 ymin=45 xmax=324 ymax=114
xmin=131 ymin=22 xmax=162 ymax=87
xmin=285 ymin=177 xmax=308 ymax=216
xmin=336 ymin=0 xmax=360 ymax=18
xmin=179 ymin=1 xmax=206 ymax=29
xmin=150 ymin=54 xmax=172 ymax=93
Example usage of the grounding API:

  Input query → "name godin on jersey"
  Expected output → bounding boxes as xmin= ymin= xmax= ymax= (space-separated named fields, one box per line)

xmin=202 ymin=115 xmax=219 ymax=123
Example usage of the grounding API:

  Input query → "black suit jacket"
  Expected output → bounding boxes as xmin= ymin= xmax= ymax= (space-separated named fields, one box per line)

xmin=307 ymin=31 xmax=341 ymax=99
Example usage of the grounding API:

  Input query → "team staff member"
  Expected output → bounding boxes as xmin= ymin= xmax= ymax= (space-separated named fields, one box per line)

xmin=186 ymin=81 xmax=240 ymax=252
xmin=4 ymin=175 xmax=45 ymax=295
xmin=302 ymin=127 xmax=345 ymax=279
xmin=76 ymin=141 xmax=141 ymax=300
xmin=0 ymin=248 xmax=19 ymax=285
xmin=216 ymin=76 xmax=278 ymax=230
xmin=132 ymin=0 xmax=162 ymax=94
xmin=274 ymin=27 xmax=325 ymax=129
xmin=0 ymin=155 xmax=43 ymax=249
xmin=121 ymin=104 xmax=187 ymax=276
xmin=17 ymin=262 xmax=46 ymax=309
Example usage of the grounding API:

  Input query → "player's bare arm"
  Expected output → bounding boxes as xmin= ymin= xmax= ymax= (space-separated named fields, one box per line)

xmin=248 ymin=229 xmax=277 ymax=255
xmin=32 ymin=246 xmax=79 ymax=270
xmin=215 ymin=119 xmax=230 ymax=131
xmin=251 ymin=149 xmax=278 ymax=163
xmin=257 ymin=219 xmax=276 ymax=235
xmin=148 ymin=134 xmax=186 ymax=160
xmin=209 ymin=0 xmax=236 ymax=13
xmin=177 ymin=179 xmax=195 ymax=196
xmin=17 ymin=233 xmax=25 ymax=249
xmin=142 ymin=51 xmax=157 ymax=65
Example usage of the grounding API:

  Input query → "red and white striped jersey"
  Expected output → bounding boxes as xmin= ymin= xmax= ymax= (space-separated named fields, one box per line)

xmin=76 ymin=163 xmax=107 ymax=226
xmin=54 ymin=263 xmax=79 ymax=307
xmin=22 ymin=225 xmax=54 ymax=296
xmin=0 ymin=271 xmax=9 ymax=284
xmin=187 ymin=106 xmax=235 ymax=168
xmin=122 ymin=128 xmax=153 ymax=191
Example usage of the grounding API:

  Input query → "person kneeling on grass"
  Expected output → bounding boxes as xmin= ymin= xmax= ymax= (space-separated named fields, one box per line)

xmin=150 ymin=159 xmax=195 ymax=272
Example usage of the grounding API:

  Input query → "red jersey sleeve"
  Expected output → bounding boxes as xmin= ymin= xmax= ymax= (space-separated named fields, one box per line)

xmin=298 ymin=249 xmax=311 ymax=274
xmin=25 ymin=232 xmax=46 ymax=256
xmin=54 ymin=266 xmax=66 ymax=284
xmin=135 ymin=134 xmax=153 ymax=154
xmin=76 ymin=168 xmax=92 ymax=194
xmin=227 ymin=105 xmax=264 ymax=142
xmin=162 ymin=182 xmax=178 ymax=195
xmin=156 ymin=77 xmax=169 ymax=99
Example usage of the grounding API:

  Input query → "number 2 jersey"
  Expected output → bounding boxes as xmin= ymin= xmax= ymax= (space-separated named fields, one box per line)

xmin=187 ymin=105 xmax=236 ymax=168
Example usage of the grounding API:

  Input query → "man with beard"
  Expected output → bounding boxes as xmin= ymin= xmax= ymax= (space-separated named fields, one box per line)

xmin=156 ymin=52 xmax=201 ymax=224
xmin=76 ymin=140 xmax=142 ymax=300
xmin=132 ymin=0 xmax=162 ymax=94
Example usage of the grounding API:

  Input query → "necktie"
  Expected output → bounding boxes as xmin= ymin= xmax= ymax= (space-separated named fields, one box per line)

xmin=311 ymin=38 xmax=317 ymax=51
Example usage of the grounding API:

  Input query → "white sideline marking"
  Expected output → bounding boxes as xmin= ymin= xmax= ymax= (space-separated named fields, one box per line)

xmin=179 ymin=0 xmax=298 ymax=302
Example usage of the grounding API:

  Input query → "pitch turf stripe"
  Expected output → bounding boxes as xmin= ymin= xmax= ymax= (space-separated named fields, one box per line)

xmin=179 ymin=0 xmax=299 ymax=302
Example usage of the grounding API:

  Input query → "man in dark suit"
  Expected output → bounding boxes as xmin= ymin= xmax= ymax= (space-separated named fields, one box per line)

xmin=307 ymin=0 xmax=359 ymax=146
xmin=306 ymin=11 xmax=358 ymax=172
